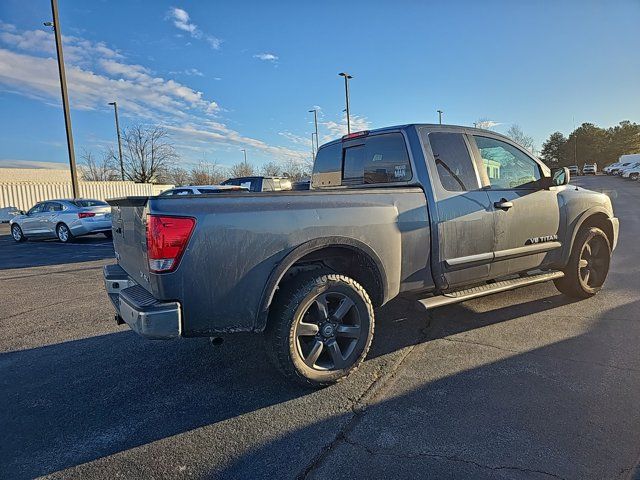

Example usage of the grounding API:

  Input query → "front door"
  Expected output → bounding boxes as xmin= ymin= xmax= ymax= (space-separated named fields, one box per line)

xmin=21 ymin=203 xmax=46 ymax=235
xmin=471 ymin=135 xmax=563 ymax=277
xmin=424 ymin=131 xmax=495 ymax=289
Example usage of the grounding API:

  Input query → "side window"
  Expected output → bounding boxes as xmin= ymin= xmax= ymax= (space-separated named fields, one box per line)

xmin=45 ymin=202 xmax=63 ymax=212
xmin=474 ymin=136 xmax=541 ymax=189
xmin=429 ymin=132 xmax=479 ymax=192
xmin=28 ymin=203 xmax=44 ymax=215
xmin=312 ymin=143 xmax=342 ymax=187
xmin=363 ymin=133 xmax=412 ymax=184
xmin=342 ymin=145 xmax=365 ymax=185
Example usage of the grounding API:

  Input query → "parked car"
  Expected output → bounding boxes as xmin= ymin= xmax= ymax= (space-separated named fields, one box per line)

xmin=222 ymin=176 xmax=293 ymax=192
xmin=621 ymin=162 xmax=640 ymax=180
xmin=567 ymin=165 xmax=580 ymax=176
xmin=609 ymin=162 xmax=634 ymax=175
xmin=10 ymin=199 xmax=112 ymax=243
xmin=105 ymin=124 xmax=619 ymax=387
xmin=160 ymin=185 xmax=249 ymax=196
xmin=603 ymin=162 xmax=621 ymax=174
xmin=582 ymin=164 xmax=597 ymax=175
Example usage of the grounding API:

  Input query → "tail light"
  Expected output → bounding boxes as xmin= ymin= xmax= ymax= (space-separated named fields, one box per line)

xmin=146 ymin=215 xmax=195 ymax=273
xmin=78 ymin=212 xmax=95 ymax=218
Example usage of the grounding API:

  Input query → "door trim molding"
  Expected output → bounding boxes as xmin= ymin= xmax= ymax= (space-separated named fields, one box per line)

xmin=493 ymin=241 xmax=561 ymax=261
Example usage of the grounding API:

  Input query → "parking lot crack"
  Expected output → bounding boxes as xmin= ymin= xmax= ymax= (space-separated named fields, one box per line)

xmin=341 ymin=437 xmax=567 ymax=479
xmin=297 ymin=310 xmax=433 ymax=479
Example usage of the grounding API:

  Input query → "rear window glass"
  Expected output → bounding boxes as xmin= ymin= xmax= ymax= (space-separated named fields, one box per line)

xmin=429 ymin=132 xmax=479 ymax=192
xmin=312 ymin=143 xmax=342 ymax=187
xmin=342 ymin=145 xmax=366 ymax=185
xmin=363 ymin=133 xmax=412 ymax=184
xmin=71 ymin=200 xmax=108 ymax=207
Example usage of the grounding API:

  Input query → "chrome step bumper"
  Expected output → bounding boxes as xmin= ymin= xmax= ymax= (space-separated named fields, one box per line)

xmin=419 ymin=271 xmax=565 ymax=309
xmin=103 ymin=264 xmax=181 ymax=339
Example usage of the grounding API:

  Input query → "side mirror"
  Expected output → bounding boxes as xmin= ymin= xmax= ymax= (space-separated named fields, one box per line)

xmin=542 ymin=167 xmax=570 ymax=188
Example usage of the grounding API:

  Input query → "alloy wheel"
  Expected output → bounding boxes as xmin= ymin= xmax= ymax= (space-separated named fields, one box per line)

xmin=58 ymin=225 xmax=69 ymax=242
xmin=578 ymin=235 xmax=609 ymax=288
xmin=294 ymin=291 xmax=362 ymax=371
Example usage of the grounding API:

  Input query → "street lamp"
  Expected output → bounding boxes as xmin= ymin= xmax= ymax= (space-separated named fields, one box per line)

xmin=311 ymin=132 xmax=317 ymax=158
xmin=308 ymin=109 xmax=319 ymax=158
xmin=338 ymin=72 xmax=353 ymax=135
xmin=46 ymin=0 xmax=80 ymax=198
xmin=437 ymin=109 xmax=443 ymax=125
xmin=241 ymin=149 xmax=247 ymax=163
xmin=108 ymin=101 xmax=125 ymax=180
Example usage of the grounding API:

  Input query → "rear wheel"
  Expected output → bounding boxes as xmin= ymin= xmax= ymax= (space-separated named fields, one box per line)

xmin=554 ymin=227 xmax=611 ymax=298
xmin=266 ymin=272 xmax=375 ymax=388
xmin=56 ymin=223 xmax=73 ymax=243
xmin=11 ymin=224 xmax=26 ymax=242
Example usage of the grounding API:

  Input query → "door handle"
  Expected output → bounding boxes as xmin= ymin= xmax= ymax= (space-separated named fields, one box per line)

xmin=494 ymin=198 xmax=513 ymax=211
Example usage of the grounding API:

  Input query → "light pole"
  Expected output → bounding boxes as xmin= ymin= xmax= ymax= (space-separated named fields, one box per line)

xmin=437 ymin=109 xmax=443 ymax=125
xmin=338 ymin=72 xmax=353 ymax=134
xmin=308 ymin=109 xmax=319 ymax=157
xmin=108 ymin=101 xmax=125 ymax=180
xmin=241 ymin=149 xmax=247 ymax=164
xmin=46 ymin=0 xmax=79 ymax=198
xmin=311 ymin=132 xmax=317 ymax=159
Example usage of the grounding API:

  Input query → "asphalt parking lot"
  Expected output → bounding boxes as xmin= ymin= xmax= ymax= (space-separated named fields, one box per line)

xmin=1 ymin=175 xmax=639 ymax=480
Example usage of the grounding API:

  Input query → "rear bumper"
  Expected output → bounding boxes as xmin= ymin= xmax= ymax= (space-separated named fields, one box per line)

xmin=103 ymin=264 xmax=181 ymax=339
xmin=71 ymin=219 xmax=112 ymax=236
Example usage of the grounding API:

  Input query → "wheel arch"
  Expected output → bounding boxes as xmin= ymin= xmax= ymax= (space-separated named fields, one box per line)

xmin=563 ymin=208 xmax=615 ymax=265
xmin=255 ymin=237 xmax=388 ymax=332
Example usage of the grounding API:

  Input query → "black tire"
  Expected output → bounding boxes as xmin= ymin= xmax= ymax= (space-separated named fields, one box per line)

xmin=56 ymin=223 xmax=74 ymax=243
xmin=103 ymin=231 xmax=113 ymax=239
xmin=11 ymin=224 xmax=26 ymax=242
xmin=554 ymin=226 xmax=611 ymax=298
xmin=266 ymin=271 xmax=375 ymax=388
xmin=630 ymin=173 xmax=639 ymax=181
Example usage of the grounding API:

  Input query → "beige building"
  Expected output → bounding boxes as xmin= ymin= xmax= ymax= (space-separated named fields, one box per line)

xmin=0 ymin=168 xmax=73 ymax=183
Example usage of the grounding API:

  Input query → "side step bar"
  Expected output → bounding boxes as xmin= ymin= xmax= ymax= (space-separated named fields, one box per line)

xmin=419 ymin=271 xmax=564 ymax=309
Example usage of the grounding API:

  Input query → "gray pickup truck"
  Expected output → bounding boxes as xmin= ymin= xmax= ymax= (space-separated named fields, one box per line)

xmin=104 ymin=124 xmax=619 ymax=387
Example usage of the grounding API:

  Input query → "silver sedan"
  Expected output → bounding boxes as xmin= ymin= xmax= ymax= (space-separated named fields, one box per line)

xmin=10 ymin=199 xmax=112 ymax=243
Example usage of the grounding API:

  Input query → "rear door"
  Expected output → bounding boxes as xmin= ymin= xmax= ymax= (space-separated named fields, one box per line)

xmin=41 ymin=201 xmax=64 ymax=235
xmin=470 ymin=135 xmax=562 ymax=276
xmin=424 ymin=131 xmax=495 ymax=288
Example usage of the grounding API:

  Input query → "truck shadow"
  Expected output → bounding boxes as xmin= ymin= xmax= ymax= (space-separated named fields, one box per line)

xmin=0 ymin=289 xmax=635 ymax=479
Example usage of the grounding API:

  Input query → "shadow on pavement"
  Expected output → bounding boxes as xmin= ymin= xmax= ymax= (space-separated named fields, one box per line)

xmin=0 ymin=226 xmax=114 ymax=270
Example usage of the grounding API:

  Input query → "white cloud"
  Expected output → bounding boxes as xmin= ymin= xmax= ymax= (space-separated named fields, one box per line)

xmin=0 ymin=23 xmax=308 ymax=166
xmin=0 ymin=159 xmax=67 ymax=169
xmin=166 ymin=7 xmax=222 ymax=50
xmin=322 ymin=113 xmax=371 ymax=141
xmin=474 ymin=119 xmax=501 ymax=129
xmin=170 ymin=68 xmax=204 ymax=77
xmin=253 ymin=53 xmax=278 ymax=62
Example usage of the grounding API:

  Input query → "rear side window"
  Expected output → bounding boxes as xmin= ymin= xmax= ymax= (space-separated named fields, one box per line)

xmin=429 ymin=132 xmax=479 ymax=192
xmin=363 ymin=133 xmax=412 ymax=184
xmin=312 ymin=143 xmax=342 ymax=187
xmin=72 ymin=199 xmax=108 ymax=207
xmin=44 ymin=202 xmax=63 ymax=212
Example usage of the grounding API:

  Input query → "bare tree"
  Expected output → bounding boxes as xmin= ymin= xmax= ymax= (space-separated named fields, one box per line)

xmin=190 ymin=161 xmax=226 ymax=185
xmin=474 ymin=118 xmax=499 ymax=130
xmin=229 ymin=159 xmax=255 ymax=178
xmin=122 ymin=125 xmax=178 ymax=183
xmin=157 ymin=166 xmax=190 ymax=186
xmin=506 ymin=124 xmax=535 ymax=152
xmin=261 ymin=161 xmax=282 ymax=176
xmin=79 ymin=148 xmax=119 ymax=181
xmin=281 ymin=157 xmax=313 ymax=181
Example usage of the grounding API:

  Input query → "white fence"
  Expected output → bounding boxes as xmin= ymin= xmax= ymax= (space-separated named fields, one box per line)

xmin=0 ymin=181 xmax=174 ymax=211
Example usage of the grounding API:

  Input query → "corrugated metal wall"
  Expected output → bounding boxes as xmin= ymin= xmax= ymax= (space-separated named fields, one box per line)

xmin=0 ymin=182 xmax=173 ymax=210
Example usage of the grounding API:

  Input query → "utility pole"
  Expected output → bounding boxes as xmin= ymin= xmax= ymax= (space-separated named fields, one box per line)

xmin=108 ymin=101 xmax=125 ymax=180
xmin=46 ymin=0 xmax=80 ymax=198
xmin=241 ymin=149 xmax=247 ymax=164
xmin=437 ymin=109 xmax=443 ymax=125
xmin=338 ymin=72 xmax=353 ymax=134
xmin=308 ymin=108 xmax=319 ymax=157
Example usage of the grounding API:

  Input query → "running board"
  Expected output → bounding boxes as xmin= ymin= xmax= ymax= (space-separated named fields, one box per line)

xmin=419 ymin=271 xmax=564 ymax=309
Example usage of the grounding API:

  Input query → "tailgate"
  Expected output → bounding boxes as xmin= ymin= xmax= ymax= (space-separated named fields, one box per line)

xmin=108 ymin=197 xmax=153 ymax=291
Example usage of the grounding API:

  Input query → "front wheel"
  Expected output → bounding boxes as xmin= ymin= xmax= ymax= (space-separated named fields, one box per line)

xmin=56 ymin=223 xmax=74 ymax=243
xmin=11 ymin=224 xmax=26 ymax=242
xmin=266 ymin=272 xmax=375 ymax=388
xmin=554 ymin=227 xmax=611 ymax=298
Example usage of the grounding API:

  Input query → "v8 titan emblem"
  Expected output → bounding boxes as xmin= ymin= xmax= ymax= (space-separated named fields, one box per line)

xmin=526 ymin=234 xmax=558 ymax=245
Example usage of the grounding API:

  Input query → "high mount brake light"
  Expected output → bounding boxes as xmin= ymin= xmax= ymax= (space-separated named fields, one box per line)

xmin=341 ymin=131 xmax=369 ymax=141
xmin=146 ymin=215 xmax=196 ymax=273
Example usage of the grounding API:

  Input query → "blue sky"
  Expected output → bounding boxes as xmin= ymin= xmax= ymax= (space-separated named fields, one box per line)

xmin=0 ymin=0 xmax=638 ymax=171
